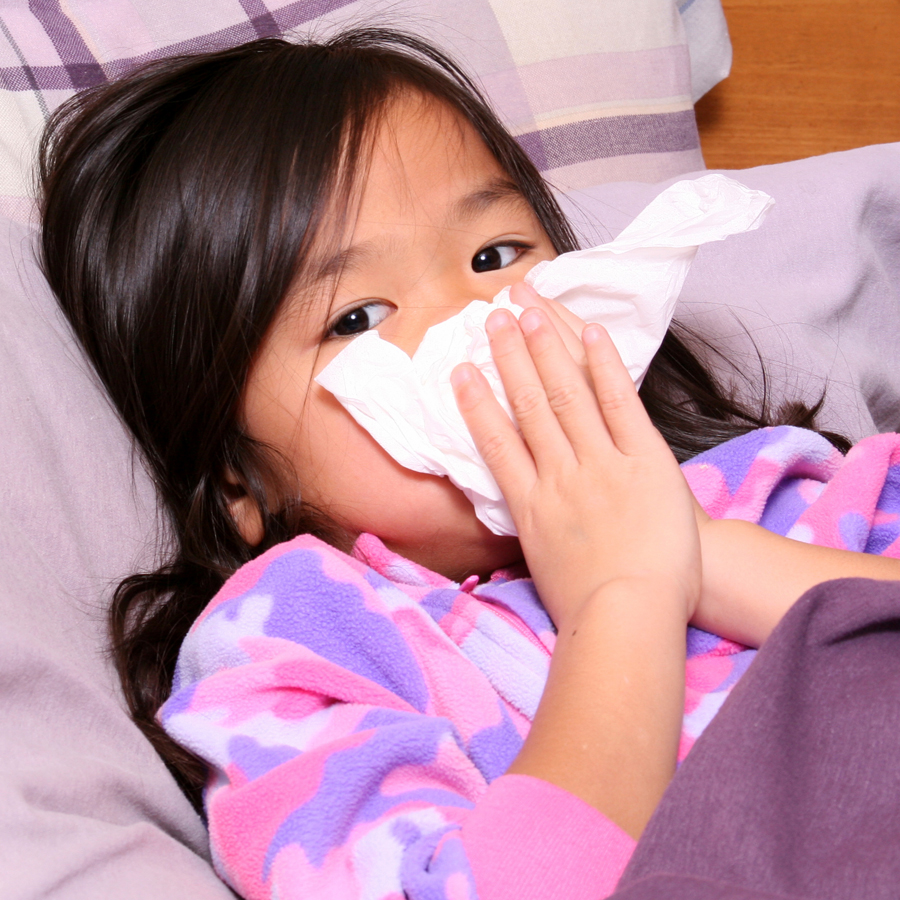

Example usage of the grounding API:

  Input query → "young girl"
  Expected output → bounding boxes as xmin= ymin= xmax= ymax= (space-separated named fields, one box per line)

xmin=38 ymin=29 xmax=900 ymax=900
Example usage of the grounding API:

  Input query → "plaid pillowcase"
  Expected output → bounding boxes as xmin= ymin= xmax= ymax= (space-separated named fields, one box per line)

xmin=0 ymin=0 xmax=726 ymax=218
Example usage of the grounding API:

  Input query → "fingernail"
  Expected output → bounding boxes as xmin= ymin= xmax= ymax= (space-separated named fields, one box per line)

xmin=485 ymin=309 xmax=513 ymax=335
xmin=450 ymin=365 xmax=472 ymax=388
xmin=582 ymin=324 xmax=603 ymax=345
xmin=519 ymin=310 xmax=541 ymax=335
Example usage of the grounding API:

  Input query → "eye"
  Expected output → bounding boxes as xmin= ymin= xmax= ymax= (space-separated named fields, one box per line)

xmin=471 ymin=242 xmax=528 ymax=273
xmin=328 ymin=301 xmax=392 ymax=338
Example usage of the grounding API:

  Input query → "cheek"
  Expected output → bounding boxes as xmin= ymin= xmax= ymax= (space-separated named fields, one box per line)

xmin=242 ymin=345 xmax=319 ymax=464
xmin=295 ymin=387 xmax=407 ymax=503
xmin=269 ymin=380 xmax=523 ymax=577
xmin=296 ymin=387 xmax=476 ymax=525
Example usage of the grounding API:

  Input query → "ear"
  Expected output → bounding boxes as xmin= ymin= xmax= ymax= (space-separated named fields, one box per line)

xmin=222 ymin=467 xmax=265 ymax=547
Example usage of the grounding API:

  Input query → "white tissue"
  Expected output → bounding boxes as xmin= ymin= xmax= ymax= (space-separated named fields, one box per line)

xmin=315 ymin=174 xmax=773 ymax=536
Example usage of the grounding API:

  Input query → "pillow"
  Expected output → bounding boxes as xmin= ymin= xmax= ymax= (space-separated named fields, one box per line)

xmin=0 ymin=0 xmax=719 ymax=218
xmin=0 ymin=217 xmax=234 ymax=897
xmin=558 ymin=142 xmax=900 ymax=441
xmin=0 ymin=2 xmax=724 ymax=896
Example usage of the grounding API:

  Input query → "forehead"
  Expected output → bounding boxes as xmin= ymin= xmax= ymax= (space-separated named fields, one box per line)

xmin=376 ymin=91 xmax=496 ymax=159
xmin=357 ymin=92 xmax=510 ymax=214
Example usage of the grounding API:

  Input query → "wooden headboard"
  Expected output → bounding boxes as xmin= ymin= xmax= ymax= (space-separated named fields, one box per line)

xmin=697 ymin=0 xmax=900 ymax=169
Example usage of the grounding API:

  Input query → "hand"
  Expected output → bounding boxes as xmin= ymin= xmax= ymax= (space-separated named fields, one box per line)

xmin=508 ymin=281 xmax=589 ymax=376
xmin=451 ymin=294 xmax=701 ymax=632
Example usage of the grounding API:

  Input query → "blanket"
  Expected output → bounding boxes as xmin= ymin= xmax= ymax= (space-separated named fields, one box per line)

xmin=161 ymin=426 xmax=900 ymax=900
xmin=618 ymin=576 xmax=900 ymax=899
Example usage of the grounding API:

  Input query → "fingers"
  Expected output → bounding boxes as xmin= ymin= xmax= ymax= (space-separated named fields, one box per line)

xmin=582 ymin=324 xmax=663 ymax=456
xmin=484 ymin=308 xmax=586 ymax=466
xmin=510 ymin=282 xmax=586 ymax=368
xmin=487 ymin=306 xmax=613 ymax=465
xmin=451 ymin=361 xmax=536 ymax=500
xmin=454 ymin=298 xmax=665 ymax=507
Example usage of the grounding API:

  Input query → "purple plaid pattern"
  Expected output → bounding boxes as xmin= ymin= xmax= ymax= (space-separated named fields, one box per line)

xmin=1 ymin=1 xmax=356 ymax=92
xmin=518 ymin=110 xmax=700 ymax=170
xmin=0 ymin=0 xmax=707 ymax=202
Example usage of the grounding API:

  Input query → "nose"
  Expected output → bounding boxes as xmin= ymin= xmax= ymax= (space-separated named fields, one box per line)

xmin=385 ymin=277 xmax=497 ymax=358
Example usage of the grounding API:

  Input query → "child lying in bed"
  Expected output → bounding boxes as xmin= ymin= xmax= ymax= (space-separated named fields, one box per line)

xmin=37 ymin=29 xmax=900 ymax=900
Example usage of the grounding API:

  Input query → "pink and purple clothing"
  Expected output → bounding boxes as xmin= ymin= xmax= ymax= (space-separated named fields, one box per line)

xmin=161 ymin=426 xmax=900 ymax=900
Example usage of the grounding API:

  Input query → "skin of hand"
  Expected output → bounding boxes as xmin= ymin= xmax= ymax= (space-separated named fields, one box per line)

xmin=451 ymin=301 xmax=702 ymax=837
xmin=453 ymin=302 xmax=700 ymax=630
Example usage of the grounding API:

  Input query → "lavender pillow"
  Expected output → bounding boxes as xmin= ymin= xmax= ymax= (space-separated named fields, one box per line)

xmin=559 ymin=142 xmax=900 ymax=441
xmin=0 ymin=217 xmax=233 ymax=897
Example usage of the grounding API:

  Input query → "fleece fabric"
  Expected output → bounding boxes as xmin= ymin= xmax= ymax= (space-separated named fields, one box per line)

xmin=161 ymin=426 xmax=900 ymax=900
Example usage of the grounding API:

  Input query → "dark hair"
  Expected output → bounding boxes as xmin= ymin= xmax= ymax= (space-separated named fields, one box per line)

xmin=38 ymin=29 xmax=848 ymax=810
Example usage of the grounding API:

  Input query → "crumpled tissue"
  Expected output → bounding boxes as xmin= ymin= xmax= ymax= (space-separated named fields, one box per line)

xmin=315 ymin=174 xmax=773 ymax=536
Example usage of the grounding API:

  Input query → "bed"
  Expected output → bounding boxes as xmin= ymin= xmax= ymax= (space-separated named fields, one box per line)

xmin=1 ymin=2 xmax=899 ymax=897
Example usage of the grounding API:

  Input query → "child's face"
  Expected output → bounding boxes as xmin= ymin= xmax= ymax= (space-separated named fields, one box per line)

xmin=239 ymin=94 xmax=556 ymax=580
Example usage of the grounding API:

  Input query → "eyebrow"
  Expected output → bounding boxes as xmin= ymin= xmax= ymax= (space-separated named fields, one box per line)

xmin=309 ymin=241 xmax=376 ymax=285
xmin=450 ymin=178 xmax=528 ymax=224
xmin=308 ymin=178 xmax=529 ymax=285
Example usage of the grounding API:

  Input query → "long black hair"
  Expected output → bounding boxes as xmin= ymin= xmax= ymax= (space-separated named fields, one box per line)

xmin=38 ymin=29 xmax=847 ymax=810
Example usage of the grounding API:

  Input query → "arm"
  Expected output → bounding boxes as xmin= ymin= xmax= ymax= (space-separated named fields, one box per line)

xmin=161 ymin=536 xmax=637 ymax=900
xmin=688 ymin=428 xmax=900 ymax=646
xmin=452 ymin=304 xmax=701 ymax=838
xmin=695 ymin=515 xmax=900 ymax=648
xmin=506 ymin=576 xmax=687 ymax=837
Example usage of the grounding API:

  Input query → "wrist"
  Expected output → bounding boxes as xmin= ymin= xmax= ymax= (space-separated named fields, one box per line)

xmin=518 ymin=572 xmax=690 ymax=837
xmin=692 ymin=516 xmax=743 ymax=630
xmin=692 ymin=517 xmax=785 ymax=646
xmin=557 ymin=574 xmax=694 ymax=638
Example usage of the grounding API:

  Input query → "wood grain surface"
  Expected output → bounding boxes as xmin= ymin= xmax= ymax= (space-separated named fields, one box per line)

xmin=696 ymin=0 xmax=900 ymax=169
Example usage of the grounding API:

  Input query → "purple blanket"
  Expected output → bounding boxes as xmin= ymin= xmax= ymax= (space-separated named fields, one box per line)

xmin=616 ymin=577 xmax=900 ymax=900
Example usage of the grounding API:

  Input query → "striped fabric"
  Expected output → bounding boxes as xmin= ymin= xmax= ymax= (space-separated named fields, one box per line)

xmin=0 ymin=0 xmax=727 ymax=218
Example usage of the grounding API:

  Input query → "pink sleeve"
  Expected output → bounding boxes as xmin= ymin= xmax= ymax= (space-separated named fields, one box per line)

xmin=463 ymin=774 xmax=636 ymax=900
